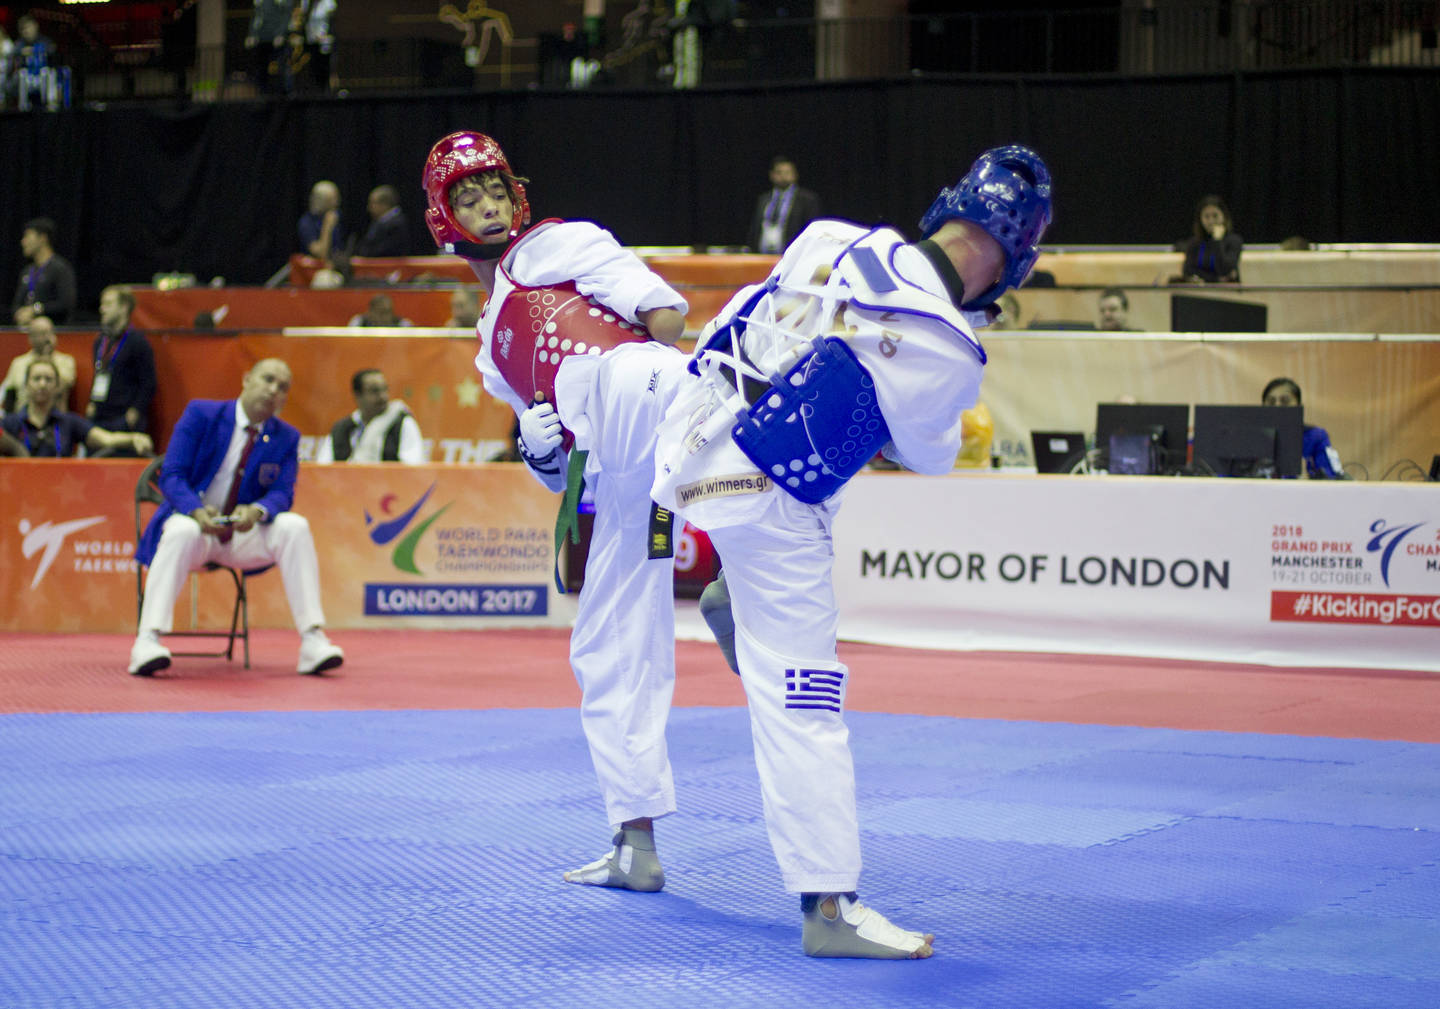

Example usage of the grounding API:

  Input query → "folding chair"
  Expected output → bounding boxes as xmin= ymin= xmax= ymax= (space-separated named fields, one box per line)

xmin=134 ymin=454 xmax=259 ymax=668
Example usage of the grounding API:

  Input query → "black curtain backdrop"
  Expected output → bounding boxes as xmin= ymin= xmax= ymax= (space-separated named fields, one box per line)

xmin=3 ymin=67 xmax=1437 ymax=318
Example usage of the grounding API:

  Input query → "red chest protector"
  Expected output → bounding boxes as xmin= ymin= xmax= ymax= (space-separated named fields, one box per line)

xmin=488 ymin=280 xmax=651 ymax=410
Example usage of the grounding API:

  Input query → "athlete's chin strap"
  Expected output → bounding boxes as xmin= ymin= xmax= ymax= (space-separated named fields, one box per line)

xmin=447 ymin=236 xmax=512 ymax=261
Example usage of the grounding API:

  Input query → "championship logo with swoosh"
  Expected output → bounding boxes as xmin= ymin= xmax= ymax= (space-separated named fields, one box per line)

xmin=365 ymin=482 xmax=453 ymax=575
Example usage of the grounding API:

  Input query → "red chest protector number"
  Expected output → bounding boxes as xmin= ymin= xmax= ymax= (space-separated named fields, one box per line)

xmin=488 ymin=280 xmax=651 ymax=409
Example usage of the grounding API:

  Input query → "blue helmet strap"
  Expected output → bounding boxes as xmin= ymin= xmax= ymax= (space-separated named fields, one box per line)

xmin=915 ymin=239 xmax=973 ymax=309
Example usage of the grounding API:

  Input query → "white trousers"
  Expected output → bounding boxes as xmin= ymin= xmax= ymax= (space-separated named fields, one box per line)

xmin=560 ymin=343 xmax=690 ymax=828
xmin=138 ymin=512 xmax=327 ymax=636
xmin=707 ymin=492 xmax=861 ymax=894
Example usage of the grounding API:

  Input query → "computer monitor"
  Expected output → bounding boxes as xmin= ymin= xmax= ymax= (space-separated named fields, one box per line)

xmin=1170 ymin=294 xmax=1269 ymax=333
xmin=1094 ymin=403 xmax=1190 ymax=475
xmin=1030 ymin=431 xmax=1087 ymax=474
xmin=1192 ymin=405 xmax=1304 ymax=478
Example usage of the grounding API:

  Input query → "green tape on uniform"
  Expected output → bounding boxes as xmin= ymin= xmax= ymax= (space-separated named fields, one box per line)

xmin=553 ymin=449 xmax=589 ymax=594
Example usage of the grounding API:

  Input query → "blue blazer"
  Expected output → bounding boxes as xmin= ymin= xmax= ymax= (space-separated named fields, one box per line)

xmin=138 ymin=399 xmax=300 ymax=566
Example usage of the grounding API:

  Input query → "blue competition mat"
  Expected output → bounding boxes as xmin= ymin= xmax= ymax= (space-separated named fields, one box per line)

xmin=1 ymin=709 xmax=1437 ymax=1009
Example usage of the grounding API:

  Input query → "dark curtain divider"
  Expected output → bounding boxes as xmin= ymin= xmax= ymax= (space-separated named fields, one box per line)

xmin=2 ymin=68 xmax=1436 ymax=320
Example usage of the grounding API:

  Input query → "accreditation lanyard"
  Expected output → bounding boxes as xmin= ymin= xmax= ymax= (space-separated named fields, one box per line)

xmin=22 ymin=417 xmax=64 ymax=457
xmin=95 ymin=330 xmax=129 ymax=372
xmin=765 ymin=186 xmax=795 ymax=225
xmin=92 ymin=331 xmax=129 ymax=403
xmin=25 ymin=265 xmax=42 ymax=300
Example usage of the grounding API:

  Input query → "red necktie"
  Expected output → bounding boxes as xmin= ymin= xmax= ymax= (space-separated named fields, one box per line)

xmin=218 ymin=425 xmax=259 ymax=543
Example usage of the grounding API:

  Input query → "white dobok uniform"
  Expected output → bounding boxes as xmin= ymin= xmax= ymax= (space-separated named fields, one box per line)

xmin=473 ymin=219 xmax=691 ymax=829
xmin=650 ymin=220 xmax=990 ymax=893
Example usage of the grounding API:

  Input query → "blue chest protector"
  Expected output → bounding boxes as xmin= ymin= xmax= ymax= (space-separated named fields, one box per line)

xmin=694 ymin=260 xmax=891 ymax=506
xmin=730 ymin=336 xmax=890 ymax=505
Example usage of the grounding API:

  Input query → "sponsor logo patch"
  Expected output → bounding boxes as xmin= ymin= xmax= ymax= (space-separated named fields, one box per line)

xmin=675 ymin=473 xmax=772 ymax=507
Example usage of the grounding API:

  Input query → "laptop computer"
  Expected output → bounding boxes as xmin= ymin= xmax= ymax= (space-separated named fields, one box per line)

xmin=1030 ymin=431 xmax=1087 ymax=474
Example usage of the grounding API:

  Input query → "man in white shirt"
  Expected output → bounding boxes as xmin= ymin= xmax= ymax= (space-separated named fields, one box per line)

xmin=317 ymin=368 xmax=424 ymax=464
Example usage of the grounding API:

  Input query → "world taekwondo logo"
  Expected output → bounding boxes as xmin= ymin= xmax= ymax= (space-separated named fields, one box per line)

xmin=365 ymin=482 xmax=453 ymax=575
xmin=360 ymin=482 xmax=547 ymax=618
xmin=1366 ymin=519 xmax=1424 ymax=587
xmin=18 ymin=516 xmax=107 ymax=588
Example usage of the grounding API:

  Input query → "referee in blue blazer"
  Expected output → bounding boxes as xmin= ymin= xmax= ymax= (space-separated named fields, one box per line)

xmin=129 ymin=358 xmax=344 ymax=677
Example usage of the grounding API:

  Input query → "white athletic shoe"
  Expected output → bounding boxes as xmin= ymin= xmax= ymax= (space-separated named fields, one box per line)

xmin=801 ymin=894 xmax=934 ymax=959
xmin=297 ymin=629 xmax=344 ymax=675
xmin=563 ymin=827 xmax=665 ymax=892
xmin=127 ymin=632 xmax=171 ymax=677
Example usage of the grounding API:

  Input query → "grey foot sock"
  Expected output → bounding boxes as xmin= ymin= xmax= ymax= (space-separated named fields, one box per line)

xmin=801 ymin=893 xmax=934 ymax=959
xmin=699 ymin=572 xmax=739 ymax=674
xmin=563 ymin=827 xmax=666 ymax=892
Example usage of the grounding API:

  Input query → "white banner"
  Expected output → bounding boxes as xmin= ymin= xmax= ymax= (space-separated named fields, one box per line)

xmin=833 ymin=472 xmax=1440 ymax=672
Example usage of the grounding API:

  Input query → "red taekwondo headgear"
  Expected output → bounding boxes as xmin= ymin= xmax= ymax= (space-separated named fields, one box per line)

xmin=423 ymin=131 xmax=532 ymax=258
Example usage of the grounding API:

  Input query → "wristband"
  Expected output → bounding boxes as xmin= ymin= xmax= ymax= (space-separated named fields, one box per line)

xmin=519 ymin=441 xmax=558 ymax=466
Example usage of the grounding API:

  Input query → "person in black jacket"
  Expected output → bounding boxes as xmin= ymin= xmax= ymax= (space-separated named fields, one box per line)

xmin=11 ymin=218 xmax=76 ymax=325
xmin=1176 ymin=194 xmax=1242 ymax=283
xmin=85 ymin=285 xmax=157 ymax=451
xmin=354 ymin=185 xmax=409 ymax=258
xmin=746 ymin=156 xmax=821 ymax=254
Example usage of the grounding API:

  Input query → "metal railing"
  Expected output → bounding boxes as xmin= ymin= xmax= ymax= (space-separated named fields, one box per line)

xmin=11 ymin=2 xmax=1438 ymax=107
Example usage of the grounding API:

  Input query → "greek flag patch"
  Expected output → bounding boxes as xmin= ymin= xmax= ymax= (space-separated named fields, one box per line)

xmin=784 ymin=668 xmax=845 ymax=713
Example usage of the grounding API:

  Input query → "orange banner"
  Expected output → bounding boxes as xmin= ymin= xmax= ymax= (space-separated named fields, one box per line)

xmin=0 ymin=460 xmax=573 ymax=635
xmin=136 ymin=253 xmax=777 ymax=334
xmin=2 ymin=329 xmax=517 ymax=461
xmin=130 ymin=283 xmax=745 ymax=336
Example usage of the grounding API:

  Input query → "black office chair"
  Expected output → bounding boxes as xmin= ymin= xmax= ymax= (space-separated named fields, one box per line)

xmin=134 ymin=454 xmax=259 ymax=668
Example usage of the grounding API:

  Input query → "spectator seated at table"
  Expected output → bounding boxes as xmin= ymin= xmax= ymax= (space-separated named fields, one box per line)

xmin=445 ymin=286 xmax=480 ymax=329
xmin=316 ymin=368 xmax=425 ymax=464
xmin=298 ymin=179 xmax=347 ymax=262
xmin=0 ymin=358 xmax=152 ymax=458
xmin=347 ymin=293 xmax=411 ymax=328
xmin=2 ymin=315 xmax=75 ymax=412
xmin=354 ymin=185 xmax=409 ymax=258
xmin=1174 ymin=194 xmax=1242 ymax=283
xmin=1262 ymin=377 xmax=1345 ymax=479
xmin=1097 ymin=288 xmax=1134 ymax=330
